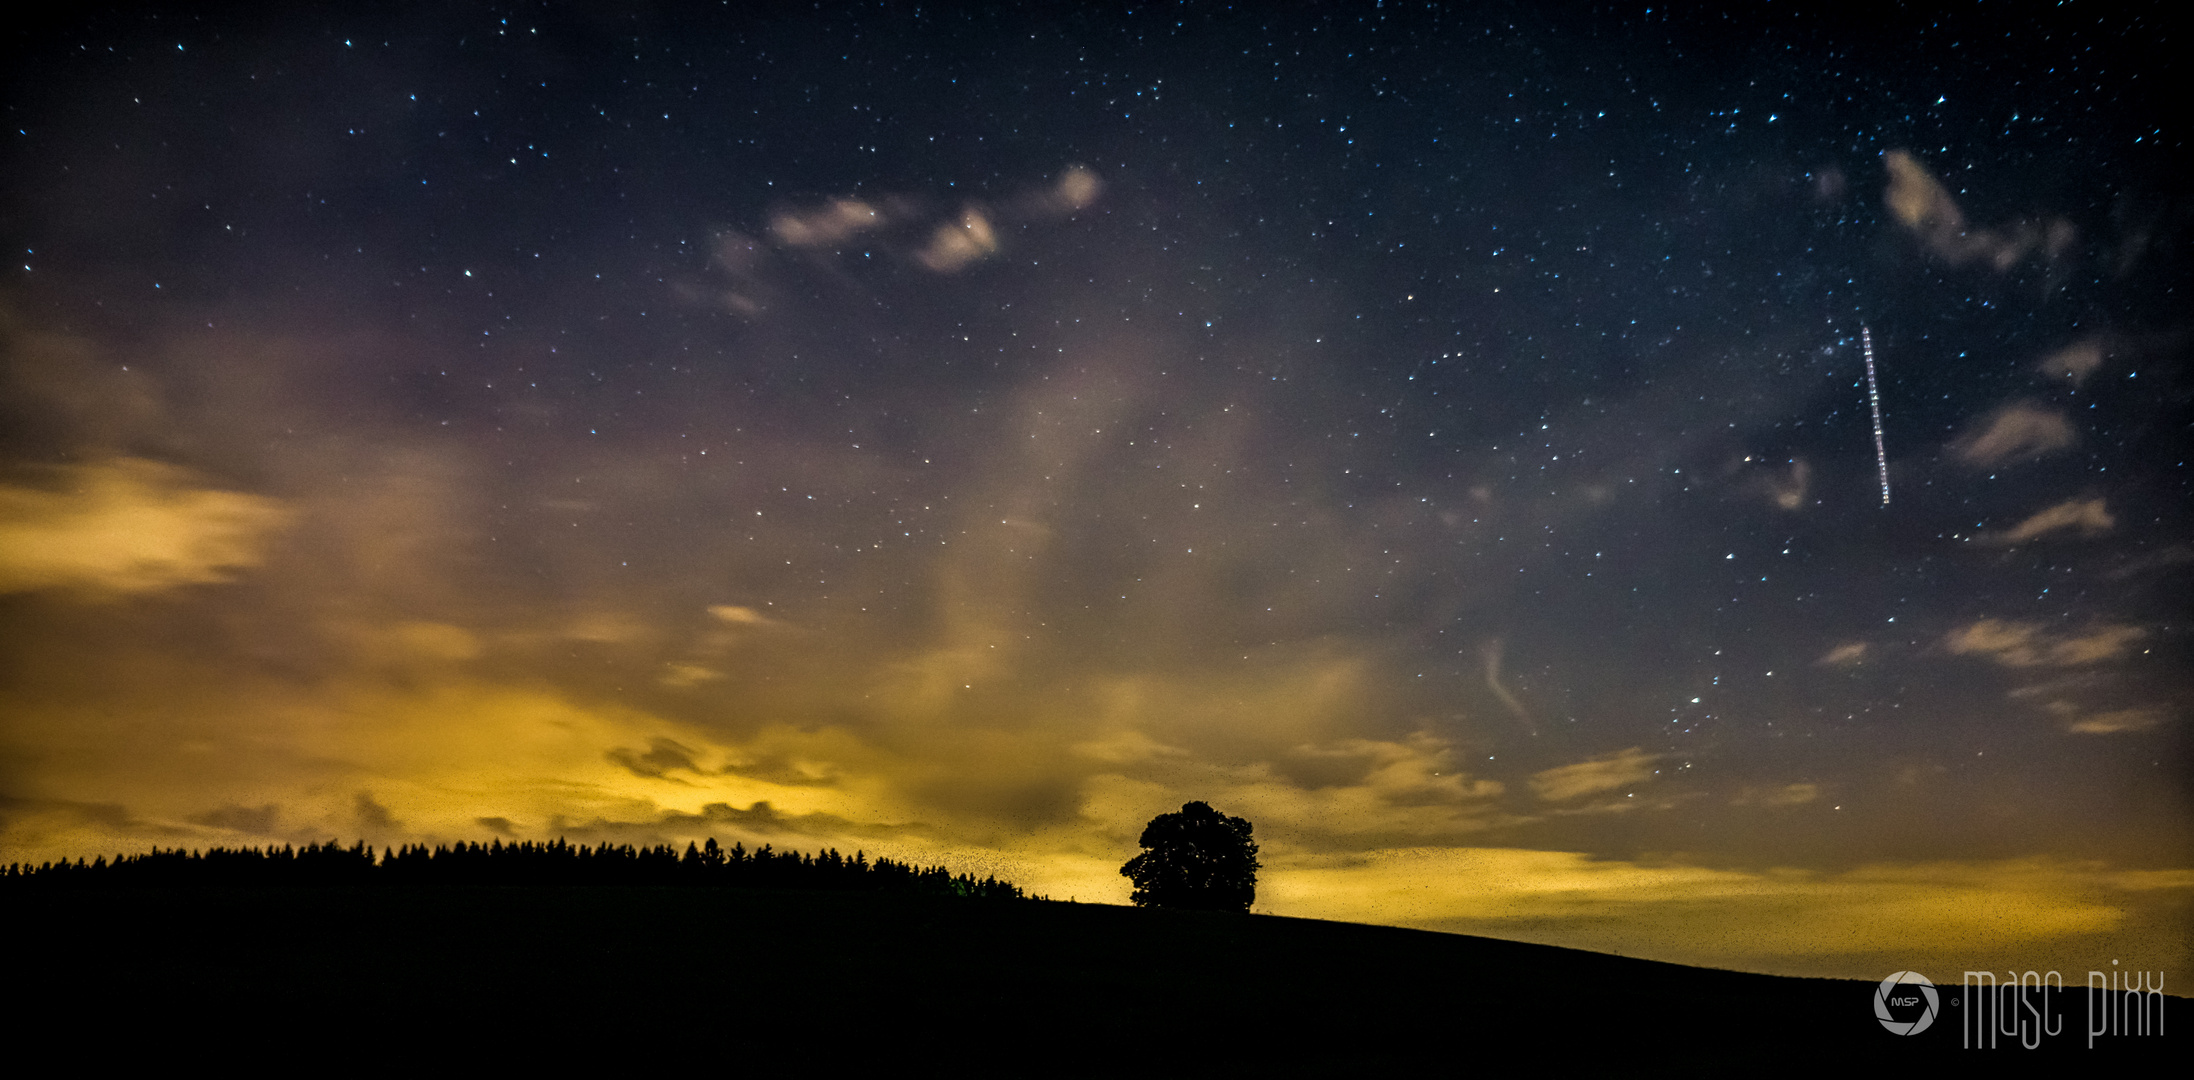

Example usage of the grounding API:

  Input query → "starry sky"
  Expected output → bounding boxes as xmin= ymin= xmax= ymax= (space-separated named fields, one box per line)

xmin=2 ymin=2 xmax=2186 ymax=981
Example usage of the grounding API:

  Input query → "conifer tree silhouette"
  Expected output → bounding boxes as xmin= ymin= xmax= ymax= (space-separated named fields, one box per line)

xmin=2 ymin=834 xmax=1032 ymax=899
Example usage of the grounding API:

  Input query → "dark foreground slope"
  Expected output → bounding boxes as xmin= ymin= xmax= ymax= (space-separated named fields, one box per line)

xmin=4 ymin=886 xmax=2173 ymax=1070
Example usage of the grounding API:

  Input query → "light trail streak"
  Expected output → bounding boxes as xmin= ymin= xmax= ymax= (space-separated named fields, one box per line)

xmin=1862 ymin=325 xmax=1890 ymax=506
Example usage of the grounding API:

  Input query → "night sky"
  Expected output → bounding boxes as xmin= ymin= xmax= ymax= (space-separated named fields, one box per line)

xmin=3 ymin=3 xmax=2186 ymax=981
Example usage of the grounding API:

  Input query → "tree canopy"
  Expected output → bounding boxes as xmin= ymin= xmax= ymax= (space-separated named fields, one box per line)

xmin=1120 ymin=801 xmax=1259 ymax=913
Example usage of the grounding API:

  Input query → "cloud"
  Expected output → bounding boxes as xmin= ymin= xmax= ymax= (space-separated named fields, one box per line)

xmin=535 ymin=799 xmax=921 ymax=849
xmin=1944 ymin=619 xmax=2145 ymax=667
xmin=1817 ymin=642 xmax=1869 ymax=667
xmin=1481 ymin=639 xmax=1535 ymax=734
xmin=1883 ymin=150 xmax=1962 ymax=237
xmin=1004 ymin=164 xmax=1103 ymax=217
xmin=916 ymin=208 xmax=1001 ymax=272
xmin=1274 ymin=740 xmax=1411 ymax=790
xmin=1093 ymin=731 xmax=1514 ymax=858
xmin=2037 ymin=340 xmax=2105 ymax=385
xmin=1070 ymin=729 xmax=1189 ymax=766
xmin=1765 ymin=458 xmax=1809 ymax=511
xmin=188 ymin=803 xmax=281 ymax=835
xmin=657 ymin=799 xmax=878 ymax=836
xmin=2105 ymin=545 xmax=2194 ymax=581
xmin=386 ymin=621 xmax=483 ymax=662
xmin=2006 ymin=675 xmax=2107 ymax=701
xmin=1049 ymin=165 xmax=1102 ymax=211
xmin=1732 ymin=783 xmax=1820 ymax=807
xmin=702 ymin=229 xmax=773 ymax=316
xmin=754 ymin=166 xmax=1100 ymax=280
xmin=0 ymin=458 xmax=291 ymax=596
xmin=0 ymin=796 xmax=150 ymax=854
xmin=354 ymin=791 xmax=401 ymax=831
xmin=1262 ymin=850 xmax=2189 ymax=979
xmin=1949 ymin=402 xmax=2076 ymax=467
xmin=2065 ymin=709 xmax=2164 ymax=735
xmin=719 ymin=751 xmax=847 ymax=788
xmin=0 ymin=320 xmax=165 ymax=452
xmin=1979 ymin=498 xmax=2113 ymax=545
xmin=707 ymin=604 xmax=775 ymax=626
xmin=1529 ymin=747 xmax=1658 ymax=802
xmin=607 ymin=737 xmax=706 ymax=780
xmin=1883 ymin=150 xmax=2076 ymax=271
xmin=564 ymin=613 xmax=653 ymax=644
xmin=767 ymin=198 xmax=885 ymax=248
xmin=2045 ymin=628 xmax=2148 ymax=664
xmin=659 ymin=663 xmax=726 ymax=688
xmin=1267 ymin=735 xmax=1505 ymax=808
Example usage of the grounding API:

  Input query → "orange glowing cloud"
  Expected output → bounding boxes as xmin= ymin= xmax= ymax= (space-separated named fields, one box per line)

xmin=1262 ymin=849 xmax=2191 ymax=979
xmin=0 ymin=458 xmax=291 ymax=596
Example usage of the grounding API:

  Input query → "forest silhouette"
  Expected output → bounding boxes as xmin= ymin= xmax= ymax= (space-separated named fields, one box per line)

xmin=1 ymin=837 xmax=1029 ymax=898
xmin=3 ymin=836 xmax=2176 ymax=1067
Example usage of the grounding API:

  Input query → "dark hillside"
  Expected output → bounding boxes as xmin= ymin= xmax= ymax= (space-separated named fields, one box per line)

xmin=5 ymin=886 xmax=2174 ymax=1069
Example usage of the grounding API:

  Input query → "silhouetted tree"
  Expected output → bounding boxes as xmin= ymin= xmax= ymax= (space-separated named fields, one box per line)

xmin=1120 ymin=801 xmax=1259 ymax=912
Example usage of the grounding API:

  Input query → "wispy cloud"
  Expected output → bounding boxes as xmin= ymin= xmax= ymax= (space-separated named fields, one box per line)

xmin=1884 ymin=150 xmax=2075 ymax=271
xmin=1731 ymin=783 xmax=1821 ymax=807
xmin=1529 ymin=747 xmax=1658 ymax=802
xmin=707 ymin=604 xmax=776 ymax=626
xmin=2105 ymin=545 xmax=2194 ymax=581
xmin=1945 ymin=618 xmax=2144 ymax=667
xmin=659 ymin=663 xmax=726 ymax=689
xmin=1980 ymin=497 xmax=2114 ymax=545
xmin=1765 ymin=458 xmax=1809 ymax=511
xmin=1817 ymin=642 xmax=1869 ymax=667
xmin=1949 ymin=402 xmax=2076 ymax=467
xmin=1482 ymin=639 xmax=1535 ymax=734
xmin=2040 ymin=699 xmax=2166 ymax=736
xmin=2064 ymin=709 xmax=2164 ymax=735
xmin=2037 ymin=339 xmax=2104 ymax=385
xmin=189 ymin=803 xmax=281 ymax=835
xmin=767 ymin=197 xmax=886 ymax=249
xmin=757 ymin=166 xmax=1100 ymax=279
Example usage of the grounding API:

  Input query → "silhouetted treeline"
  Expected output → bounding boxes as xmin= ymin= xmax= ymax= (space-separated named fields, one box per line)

xmin=1 ymin=837 xmax=1029 ymax=899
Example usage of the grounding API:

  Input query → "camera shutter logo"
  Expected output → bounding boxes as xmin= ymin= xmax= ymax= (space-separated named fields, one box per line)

xmin=1874 ymin=970 xmax=1939 ymax=1035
